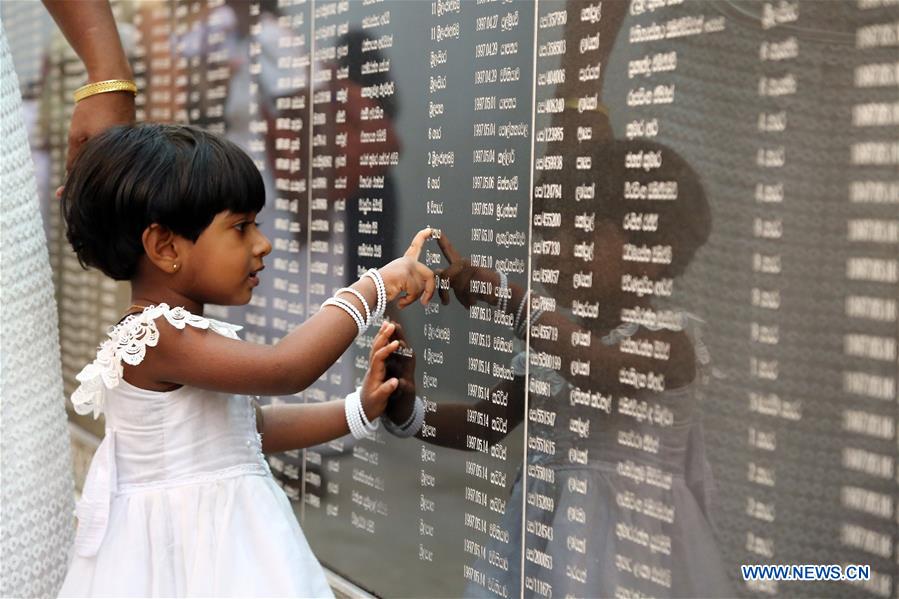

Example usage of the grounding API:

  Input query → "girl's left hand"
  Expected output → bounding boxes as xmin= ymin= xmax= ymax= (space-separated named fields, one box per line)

xmin=360 ymin=321 xmax=401 ymax=421
xmin=383 ymin=322 xmax=417 ymax=424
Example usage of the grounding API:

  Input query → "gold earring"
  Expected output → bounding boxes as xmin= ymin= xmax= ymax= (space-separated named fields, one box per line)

xmin=173 ymin=263 xmax=178 ymax=271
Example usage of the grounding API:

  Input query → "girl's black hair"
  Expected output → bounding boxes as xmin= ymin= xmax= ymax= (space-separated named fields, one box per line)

xmin=61 ymin=124 xmax=265 ymax=280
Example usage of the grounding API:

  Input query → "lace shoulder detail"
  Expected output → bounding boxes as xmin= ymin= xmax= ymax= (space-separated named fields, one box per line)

xmin=70 ymin=304 xmax=242 ymax=418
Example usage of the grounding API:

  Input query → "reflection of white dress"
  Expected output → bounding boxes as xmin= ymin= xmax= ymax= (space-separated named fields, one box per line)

xmin=469 ymin=316 xmax=732 ymax=599
xmin=59 ymin=305 xmax=333 ymax=597
xmin=0 ymin=24 xmax=75 ymax=598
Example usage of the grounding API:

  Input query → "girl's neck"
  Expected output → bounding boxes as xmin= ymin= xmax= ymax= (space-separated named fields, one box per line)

xmin=130 ymin=282 xmax=204 ymax=316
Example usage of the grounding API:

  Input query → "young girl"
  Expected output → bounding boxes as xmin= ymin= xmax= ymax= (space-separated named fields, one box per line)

xmin=57 ymin=123 xmax=435 ymax=597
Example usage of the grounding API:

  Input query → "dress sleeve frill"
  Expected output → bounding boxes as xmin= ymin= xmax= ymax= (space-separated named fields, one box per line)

xmin=70 ymin=303 xmax=242 ymax=419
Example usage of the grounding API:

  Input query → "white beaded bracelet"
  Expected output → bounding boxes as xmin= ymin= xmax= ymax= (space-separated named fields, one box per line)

xmin=394 ymin=397 xmax=418 ymax=429
xmin=336 ymin=287 xmax=372 ymax=325
xmin=324 ymin=297 xmax=366 ymax=335
xmin=322 ymin=297 xmax=366 ymax=336
xmin=345 ymin=390 xmax=377 ymax=439
xmin=513 ymin=290 xmax=529 ymax=333
xmin=344 ymin=391 xmax=366 ymax=438
xmin=352 ymin=389 xmax=379 ymax=432
xmin=362 ymin=269 xmax=386 ymax=317
xmin=526 ymin=308 xmax=545 ymax=336
xmin=382 ymin=395 xmax=425 ymax=438
xmin=496 ymin=270 xmax=509 ymax=315
xmin=515 ymin=304 xmax=527 ymax=339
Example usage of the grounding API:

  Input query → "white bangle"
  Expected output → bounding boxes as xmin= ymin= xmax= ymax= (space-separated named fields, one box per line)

xmin=322 ymin=297 xmax=366 ymax=336
xmin=496 ymin=270 xmax=509 ymax=314
xmin=383 ymin=395 xmax=425 ymax=438
xmin=374 ymin=269 xmax=387 ymax=316
xmin=406 ymin=396 xmax=426 ymax=436
xmin=513 ymin=290 xmax=529 ymax=332
xmin=362 ymin=269 xmax=386 ymax=318
xmin=397 ymin=397 xmax=418 ymax=429
xmin=515 ymin=303 xmax=527 ymax=339
xmin=352 ymin=389 xmax=379 ymax=432
xmin=325 ymin=297 xmax=366 ymax=335
xmin=345 ymin=391 xmax=377 ymax=439
xmin=526 ymin=308 xmax=545 ymax=337
xmin=336 ymin=287 xmax=372 ymax=325
xmin=516 ymin=295 xmax=542 ymax=339
xmin=345 ymin=392 xmax=367 ymax=439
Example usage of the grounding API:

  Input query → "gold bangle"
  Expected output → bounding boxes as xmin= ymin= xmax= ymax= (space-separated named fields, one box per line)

xmin=73 ymin=79 xmax=137 ymax=103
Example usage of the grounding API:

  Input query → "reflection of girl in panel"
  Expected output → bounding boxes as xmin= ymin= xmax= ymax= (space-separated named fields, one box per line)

xmin=164 ymin=1 xmax=297 ymax=178
xmin=57 ymin=124 xmax=435 ymax=596
xmin=394 ymin=139 xmax=731 ymax=598
xmin=331 ymin=29 xmax=401 ymax=284
xmin=304 ymin=28 xmax=404 ymax=466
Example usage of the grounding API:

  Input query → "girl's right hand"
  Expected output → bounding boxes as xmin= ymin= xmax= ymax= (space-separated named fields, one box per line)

xmin=378 ymin=228 xmax=438 ymax=308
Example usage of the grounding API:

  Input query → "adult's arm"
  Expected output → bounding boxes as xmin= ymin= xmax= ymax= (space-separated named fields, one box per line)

xmin=42 ymin=1 xmax=136 ymax=169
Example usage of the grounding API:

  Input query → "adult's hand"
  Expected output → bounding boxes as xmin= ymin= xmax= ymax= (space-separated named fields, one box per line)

xmin=66 ymin=90 xmax=135 ymax=171
xmin=42 ymin=0 xmax=136 ymax=170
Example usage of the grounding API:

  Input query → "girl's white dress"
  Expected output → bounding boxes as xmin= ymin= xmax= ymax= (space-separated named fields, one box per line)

xmin=59 ymin=304 xmax=333 ymax=598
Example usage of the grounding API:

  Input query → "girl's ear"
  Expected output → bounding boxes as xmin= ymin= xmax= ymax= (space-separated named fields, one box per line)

xmin=142 ymin=224 xmax=183 ymax=274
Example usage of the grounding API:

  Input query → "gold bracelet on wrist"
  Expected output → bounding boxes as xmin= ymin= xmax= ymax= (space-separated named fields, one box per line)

xmin=73 ymin=79 xmax=137 ymax=103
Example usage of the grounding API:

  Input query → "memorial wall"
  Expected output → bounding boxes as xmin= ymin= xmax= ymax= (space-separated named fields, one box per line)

xmin=3 ymin=0 xmax=898 ymax=597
